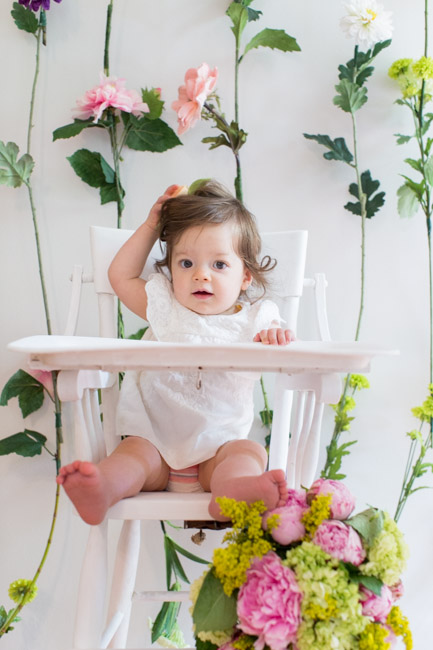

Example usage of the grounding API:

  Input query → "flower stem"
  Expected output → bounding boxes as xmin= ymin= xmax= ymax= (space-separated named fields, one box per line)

xmin=104 ymin=0 xmax=113 ymax=76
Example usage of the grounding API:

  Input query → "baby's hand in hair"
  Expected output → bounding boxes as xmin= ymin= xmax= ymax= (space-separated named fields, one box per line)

xmin=253 ymin=328 xmax=295 ymax=346
xmin=146 ymin=185 xmax=186 ymax=231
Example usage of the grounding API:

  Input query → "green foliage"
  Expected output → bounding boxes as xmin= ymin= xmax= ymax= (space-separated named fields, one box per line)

xmin=259 ymin=408 xmax=273 ymax=427
xmin=0 ymin=430 xmax=47 ymax=458
xmin=226 ymin=2 xmax=249 ymax=43
xmin=342 ymin=563 xmax=384 ymax=596
xmin=322 ymin=439 xmax=357 ymax=480
xmin=202 ymin=119 xmax=247 ymax=154
xmin=196 ymin=639 xmax=219 ymax=650
xmin=0 ymin=606 xmax=20 ymax=634
xmin=151 ymin=583 xmax=181 ymax=644
xmin=345 ymin=170 xmax=385 ymax=219
xmin=303 ymin=133 xmax=353 ymax=164
xmin=67 ymin=149 xmax=125 ymax=208
xmin=338 ymin=40 xmax=391 ymax=88
xmin=0 ymin=141 xmax=34 ymax=188
xmin=231 ymin=0 xmax=262 ymax=23
xmin=346 ymin=508 xmax=385 ymax=547
xmin=0 ymin=369 xmax=46 ymax=418
xmin=11 ymin=2 xmax=38 ymax=34
xmin=52 ymin=119 xmax=98 ymax=141
xmin=192 ymin=570 xmax=237 ymax=634
xmin=333 ymin=79 xmax=368 ymax=114
xmin=243 ymin=28 xmax=300 ymax=57
xmin=397 ymin=183 xmax=421 ymax=218
xmin=123 ymin=114 xmax=181 ymax=153
xmin=141 ymin=88 xmax=164 ymax=120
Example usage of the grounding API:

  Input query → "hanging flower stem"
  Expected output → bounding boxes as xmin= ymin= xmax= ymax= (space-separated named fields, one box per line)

xmin=103 ymin=0 xmax=113 ymax=76
xmin=323 ymin=48 xmax=368 ymax=477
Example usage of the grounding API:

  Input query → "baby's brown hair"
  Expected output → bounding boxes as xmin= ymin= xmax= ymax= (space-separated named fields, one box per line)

xmin=156 ymin=179 xmax=275 ymax=296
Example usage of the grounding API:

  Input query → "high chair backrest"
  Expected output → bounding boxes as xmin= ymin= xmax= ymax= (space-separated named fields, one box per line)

xmin=89 ymin=225 xmax=308 ymax=338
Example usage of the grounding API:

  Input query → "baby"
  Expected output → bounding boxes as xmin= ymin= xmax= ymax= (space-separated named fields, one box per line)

xmin=57 ymin=180 xmax=294 ymax=524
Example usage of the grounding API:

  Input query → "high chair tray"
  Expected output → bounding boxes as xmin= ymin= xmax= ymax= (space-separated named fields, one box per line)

xmin=9 ymin=335 xmax=398 ymax=373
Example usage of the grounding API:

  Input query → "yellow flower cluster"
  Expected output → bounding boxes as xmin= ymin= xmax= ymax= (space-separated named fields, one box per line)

xmin=303 ymin=594 xmax=338 ymax=621
xmin=359 ymin=622 xmax=391 ymax=650
xmin=233 ymin=634 xmax=256 ymax=650
xmin=389 ymin=57 xmax=433 ymax=99
xmin=212 ymin=497 xmax=273 ymax=596
xmin=8 ymin=579 xmax=38 ymax=605
xmin=301 ymin=494 xmax=332 ymax=539
xmin=387 ymin=606 xmax=413 ymax=650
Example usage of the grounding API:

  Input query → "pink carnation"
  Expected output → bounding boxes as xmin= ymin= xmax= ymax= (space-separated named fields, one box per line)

xmin=27 ymin=369 xmax=54 ymax=399
xmin=237 ymin=552 xmax=302 ymax=650
xmin=359 ymin=585 xmax=394 ymax=623
xmin=74 ymin=73 xmax=149 ymax=123
xmin=263 ymin=489 xmax=309 ymax=545
xmin=313 ymin=520 xmax=366 ymax=566
xmin=389 ymin=580 xmax=404 ymax=601
xmin=172 ymin=63 xmax=218 ymax=135
xmin=307 ymin=478 xmax=356 ymax=520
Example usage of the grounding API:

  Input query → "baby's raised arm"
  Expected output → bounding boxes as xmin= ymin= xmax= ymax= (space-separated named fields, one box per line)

xmin=108 ymin=185 xmax=181 ymax=320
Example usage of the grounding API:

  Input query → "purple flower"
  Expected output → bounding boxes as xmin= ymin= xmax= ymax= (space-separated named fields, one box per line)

xmin=19 ymin=0 xmax=62 ymax=11
xmin=307 ymin=478 xmax=356 ymax=520
xmin=313 ymin=519 xmax=366 ymax=566
xmin=237 ymin=552 xmax=302 ymax=650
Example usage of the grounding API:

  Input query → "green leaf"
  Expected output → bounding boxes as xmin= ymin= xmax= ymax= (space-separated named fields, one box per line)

xmin=226 ymin=2 xmax=249 ymax=43
xmin=424 ymin=155 xmax=433 ymax=186
xmin=152 ymin=599 xmax=180 ymax=643
xmin=346 ymin=508 xmax=384 ymax=546
xmin=342 ymin=564 xmax=383 ymax=595
xmin=53 ymin=119 xmax=97 ymax=141
xmin=259 ymin=408 xmax=273 ymax=427
xmin=0 ymin=369 xmax=45 ymax=417
xmin=322 ymin=439 xmax=357 ymax=481
xmin=11 ymin=2 xmax=38 ymax=34
xmin=67 ymin=149 xmax=108 ymax=188
xmin=128 ymin=327 xmax=148 ymax=340
xmin=188 ymin=178 xmax=211 ymax=194
xmin=125 ymin=116 xmax=181 ymax=153
xmin=202 ymin=134 xmax=232 ymax=150
xmin=395 ymin=134 xmax=412 ymax=145
xmin=397 ymin=183 xmax=420 ymax=218
xmin=0 ymin=430 xmax=47 ymax=457
xmin=192 ymin=570 xmax=237 ymax=633
xmin=243 ymin=28 xmax=300 ymax=57
xmin=141 ymin=88 xmax=164 ymax=120
xmin=170 ymin=538 xmax=209 ymax=565
xmin=195 ymin=638 xmax=219 ymax=650
xmin=334 ymin=79 xmax=368 ymax=113
xmin=0 ymin=141 xmax=34 ymax=188
xmin=303 ymin=133 xmax=353 ymax=164
xmin=344 ymin=170 xmax=385 ymax=219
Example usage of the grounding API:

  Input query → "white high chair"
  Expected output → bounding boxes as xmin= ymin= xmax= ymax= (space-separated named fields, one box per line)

xmin=60 ymin=226 xmax=335 ymax=650
xmin=11 ymin=226 xmax=387 ymax=650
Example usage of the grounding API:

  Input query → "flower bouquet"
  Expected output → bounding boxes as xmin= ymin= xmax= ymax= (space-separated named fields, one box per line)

xmin=190 ymin=479 xmax=412 ymax=650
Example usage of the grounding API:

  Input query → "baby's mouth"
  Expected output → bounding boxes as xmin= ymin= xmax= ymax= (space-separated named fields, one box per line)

xmin=193 ymin=290 xmax=213 ymax=298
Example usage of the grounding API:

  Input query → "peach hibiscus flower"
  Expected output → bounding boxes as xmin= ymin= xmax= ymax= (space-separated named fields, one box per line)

xmin=172 ymin=63 xmax=218 ymax=135
xmin=74 ymin=73 xmax=149 ymax=124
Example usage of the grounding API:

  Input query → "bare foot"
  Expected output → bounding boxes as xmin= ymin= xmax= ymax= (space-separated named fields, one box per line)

xmin=209 ymin=469 xmax=288 ymax=521
xmin=57 ymin=460 xmax=111 ymax=525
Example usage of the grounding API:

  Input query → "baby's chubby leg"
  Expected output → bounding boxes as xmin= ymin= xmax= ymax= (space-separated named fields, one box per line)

xmin=199 ymin=440 xmax=288 ymax=521
xmin=56 ymin=437 xmax=169 ymax=525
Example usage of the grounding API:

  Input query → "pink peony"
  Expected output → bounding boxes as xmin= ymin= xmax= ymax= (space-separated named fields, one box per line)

xmin=263 ymin=489 xmax=309 ymax=545
xmin=307 ymin=478 xmax=356 ymax=520
xmin=237 ymin=551 xmax=302 ymax=650
xmin=172 ymin=63 xmax=218 ymax=135
xmin=359 ymin=585 xmax=394 ymax=623
xmin=27 ymin=369 xmax=54 ymax=399
xmin=74 ymin=73 xmax=149 ymax=123
xmin=313 ymin=520 xmax=366 ymax=566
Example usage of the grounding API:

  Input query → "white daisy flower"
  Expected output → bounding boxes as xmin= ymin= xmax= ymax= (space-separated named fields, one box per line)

xmin=340 ymin=0 xmax=393 ymax=50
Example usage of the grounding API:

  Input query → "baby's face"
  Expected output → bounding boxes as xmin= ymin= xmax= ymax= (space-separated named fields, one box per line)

xmin=170 ymin=223 xmax=252 ymax=315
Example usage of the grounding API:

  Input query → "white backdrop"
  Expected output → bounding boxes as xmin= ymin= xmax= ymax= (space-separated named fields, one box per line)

xmin=0 ymin=1 xmax=431 ymax=649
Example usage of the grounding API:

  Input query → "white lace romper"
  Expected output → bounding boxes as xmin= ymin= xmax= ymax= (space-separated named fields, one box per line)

xmin=116 ymin=273 xmax=282 ymax=470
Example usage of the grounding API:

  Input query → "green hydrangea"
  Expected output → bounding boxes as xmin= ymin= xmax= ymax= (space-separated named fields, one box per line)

xmin=413 ymin=56 xmax=433 ymax=80
xmin=284 ymin=542 xmax=366 ymax=650
xmin=349 ymin=374 xmax=370 ymax=390
xmin=388 ymin=58 xmax=413 ymax=79
xmin=359 ymin=513 xmax=409 ymax=586
xmin=8 ymin=579 xmax=37 ymax=605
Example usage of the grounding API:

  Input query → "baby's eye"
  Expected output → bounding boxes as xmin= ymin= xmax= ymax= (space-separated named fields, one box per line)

xmin=214 ymin=261 xmax=227 ymax=270
xmin=180 ymin=259 xmax=193 ymax=268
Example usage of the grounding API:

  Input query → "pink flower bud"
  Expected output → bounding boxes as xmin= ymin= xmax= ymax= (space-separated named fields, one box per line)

xmin=313 ymin=520 xmax=366 ymax=566
xmin=308 ymin=478 xmax=356 ymax=519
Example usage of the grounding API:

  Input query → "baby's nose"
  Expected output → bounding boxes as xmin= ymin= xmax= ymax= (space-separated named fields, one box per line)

xmin=194 ymin=265 xmax=211 ymax=281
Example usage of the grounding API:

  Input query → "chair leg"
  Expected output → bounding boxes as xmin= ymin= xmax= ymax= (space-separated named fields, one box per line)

xmin=73 ymin=521 xmax=109 ymax=649
xmin=106 ymin=519 xmax=141 ymax=649
xmin=300 ymin=402 xmax=325 ymax=487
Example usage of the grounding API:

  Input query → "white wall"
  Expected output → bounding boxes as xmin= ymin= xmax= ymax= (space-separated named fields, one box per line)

xmin=0 ymin=1 xmax=431 ymax=648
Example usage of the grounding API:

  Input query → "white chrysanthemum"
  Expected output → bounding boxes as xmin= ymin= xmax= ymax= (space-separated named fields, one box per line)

xmin=340 ymin=0 xmax=393 ymax=49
